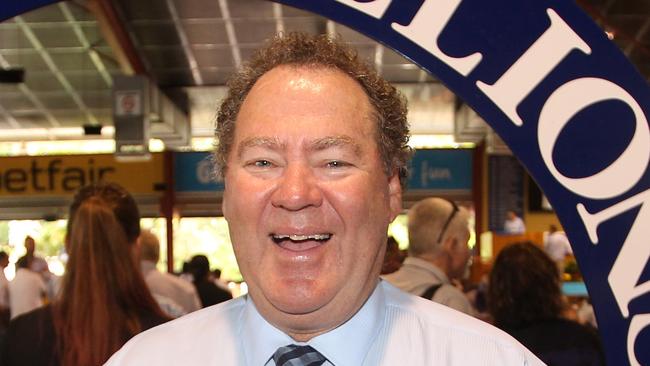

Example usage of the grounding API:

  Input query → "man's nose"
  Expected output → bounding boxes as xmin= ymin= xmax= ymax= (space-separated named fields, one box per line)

xmin=271 ymin=163 xmax=323 ymax=211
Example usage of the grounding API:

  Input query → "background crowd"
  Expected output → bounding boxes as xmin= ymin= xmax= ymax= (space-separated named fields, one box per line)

xmin=0 ymin=183 xmax=603 ymax=365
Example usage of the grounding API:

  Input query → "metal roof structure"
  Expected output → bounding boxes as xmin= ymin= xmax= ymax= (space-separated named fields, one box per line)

xmin=0 ymin=0 xmax=648 ymax=144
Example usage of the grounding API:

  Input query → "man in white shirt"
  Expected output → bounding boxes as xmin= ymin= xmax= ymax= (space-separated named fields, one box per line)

xmin=504 ymin=210 xmax=526 ymax=234
xmin=107 ymin=33 xmax=543 ymax=366
xmin=23 ymin=236 xmax=49 ymax=274
xmin=138 ymin=230 xmax=201 ymax=315
xmin=544 ymin=224 xmax=573 ymax=275
xmin=383 ymin=197 xmax=475 ymax=315
xmin=8 ymin=256 xmax=46 ymax=319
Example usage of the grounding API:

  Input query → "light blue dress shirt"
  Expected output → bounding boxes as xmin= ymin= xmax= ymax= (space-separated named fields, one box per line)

xmin=105 ymin=281 xmax=544 ymax=365
xmin=244 ymin=279 xmax=383 ymax=365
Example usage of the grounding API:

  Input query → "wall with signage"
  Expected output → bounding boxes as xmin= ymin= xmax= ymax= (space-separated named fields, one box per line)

xmin=174 ymin=151 xmax=224 ymax=193
xmin=0 ymin=153 xmax=164 ymax=197
xmin=407 ymin=149 xmax=472 ymax=194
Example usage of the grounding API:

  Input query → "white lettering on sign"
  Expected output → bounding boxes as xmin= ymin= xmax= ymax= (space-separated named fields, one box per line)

xmin=333 ymin=0 xmax=392 ymax=19
xmin=628 ymin=313 xmax=650 ymax=366
xmin=477 ymin=9 xmax=591 ymax=126
xmin=576 ymin=189 xmax=650 ymax=318
xmin=538 ymin=78 xmax=650 ymax=199
xmin=197 ymin=159 xmax=223 ymax=184
xmin=391 ymin=0 xmax=482 ymax=76
xmin=420 ymin=161 xmax=451 ymax=187
xmin=197 ymin=160 xmax=213 ymax=184
xmin=611 ymin=200 xmax=650 ymax=324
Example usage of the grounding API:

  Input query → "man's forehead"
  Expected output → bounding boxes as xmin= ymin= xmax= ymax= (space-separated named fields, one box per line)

xmin=251 ymin=64 xmax=361 ymax=94
xmin=236 ymin=135 xmax=364 ymax=157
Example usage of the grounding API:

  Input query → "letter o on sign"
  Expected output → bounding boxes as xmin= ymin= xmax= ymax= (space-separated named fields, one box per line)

xmin=538 ymin=77 xmax=650 ymax=199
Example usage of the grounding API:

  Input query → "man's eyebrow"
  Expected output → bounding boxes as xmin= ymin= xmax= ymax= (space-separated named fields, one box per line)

xmin=237 ymin=137 xmax=285 ymax=158
xmin=308 ymin=136 xmax=363 ymax=157
xmin=236 ymin=135 xmax=364 ymax=158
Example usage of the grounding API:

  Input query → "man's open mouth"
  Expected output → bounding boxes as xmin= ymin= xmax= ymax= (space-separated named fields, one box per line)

xmin=271 ymin=233 xmax=332 ymax=244
xmin=270 ymin=233 xmax=333 ymax=251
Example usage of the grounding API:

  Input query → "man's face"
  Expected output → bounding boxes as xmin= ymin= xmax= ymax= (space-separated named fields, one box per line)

xmin=222 ymin=65 xmax=402 ymax=340
xmin=448 ymin=229 xmax=471 ymax=280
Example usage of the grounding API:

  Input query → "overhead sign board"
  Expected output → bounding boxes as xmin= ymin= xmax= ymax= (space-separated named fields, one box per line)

xmin=408 ymin=149 xmax=472 ymax=192
xmin=115 ymin=90 xmax=143 ymax=117
xmin=174 ymin=152 xmax=224 ymax=192
xmin=0 ymin=153 xmax=164 ymax=197
xmin=273 ymin=0 xmax=650 ymax=364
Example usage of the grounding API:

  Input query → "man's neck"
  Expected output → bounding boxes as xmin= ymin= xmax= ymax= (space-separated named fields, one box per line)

xmin=417 ymin=254 xmax=451 ymax=279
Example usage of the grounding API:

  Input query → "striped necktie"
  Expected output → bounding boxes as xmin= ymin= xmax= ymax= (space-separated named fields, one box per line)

xmin=272 ymin=344 xmax=327 ymax=366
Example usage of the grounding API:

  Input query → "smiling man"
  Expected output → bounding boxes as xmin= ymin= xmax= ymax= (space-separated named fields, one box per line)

xmin=106 ymin=33 xmax=543 ymax=366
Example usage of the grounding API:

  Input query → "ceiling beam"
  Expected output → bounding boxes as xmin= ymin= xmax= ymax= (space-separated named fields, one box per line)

xmin=165 ymin=0 xmax=203 ymax=85
xmin=218 ymin=0 xmax=242 ymax=69
xmin=86 ymin=0 xmax=147 ymax=75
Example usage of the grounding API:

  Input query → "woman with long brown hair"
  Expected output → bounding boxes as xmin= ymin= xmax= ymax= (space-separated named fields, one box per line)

xmin=2 ymin=183 xmax=168 ymax=366
xmin=488 ymin=242 xmax=604 ymax=366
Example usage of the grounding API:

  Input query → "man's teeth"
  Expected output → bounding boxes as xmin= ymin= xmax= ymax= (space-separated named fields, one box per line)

xmin=273 ymin=234 xmax=331 ymax=241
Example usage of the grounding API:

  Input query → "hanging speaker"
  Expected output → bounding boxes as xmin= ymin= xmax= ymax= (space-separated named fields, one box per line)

xmin=0 ymin=68 xmax=25 ymax=83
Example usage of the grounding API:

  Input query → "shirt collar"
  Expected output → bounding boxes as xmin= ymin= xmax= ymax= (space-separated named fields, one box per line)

xmin=241 ymin=295 xmax=294 ymax=366
xmin=403 ymin=257 xmax=451 ymax=285
xmin=241 ymin=282 xmax=386 ymax=366
xmin=309 ymin=282 xmax=385 ymax=366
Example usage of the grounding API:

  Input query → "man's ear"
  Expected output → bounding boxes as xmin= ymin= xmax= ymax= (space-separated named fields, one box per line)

xmin=222 ymin=199 xmax=228 ymax=219
xmin=222 ymin=187 xmax=229 ymax=220
xmin=442 ymin=234 xmax=457 ymax=253
xmin=388 ymin=172 xmax=402 ymax=221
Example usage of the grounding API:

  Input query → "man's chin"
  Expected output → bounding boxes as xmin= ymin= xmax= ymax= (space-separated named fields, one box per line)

xmin=269 ymin=290 xmax=330 ymax=316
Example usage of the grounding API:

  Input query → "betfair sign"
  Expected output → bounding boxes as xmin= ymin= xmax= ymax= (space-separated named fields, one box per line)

xmin=0 ymin=154 xmax=164 ymax=196
xmin=273 ymin=0 xmax=650 ymax=364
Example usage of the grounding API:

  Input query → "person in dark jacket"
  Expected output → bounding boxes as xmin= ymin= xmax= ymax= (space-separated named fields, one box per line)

xmin=488 ymin=241 xmax=605 ymax=366
xmin=187 ymin=255 xmax=232 ymax=307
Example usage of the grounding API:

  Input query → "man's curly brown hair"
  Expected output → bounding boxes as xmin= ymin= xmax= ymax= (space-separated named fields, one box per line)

xmin=214 ymin=32 xmax=411 ymax=186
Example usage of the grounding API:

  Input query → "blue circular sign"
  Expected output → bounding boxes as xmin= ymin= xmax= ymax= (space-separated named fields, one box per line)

xmin=270 ymin=1 xmax=650 ymax=364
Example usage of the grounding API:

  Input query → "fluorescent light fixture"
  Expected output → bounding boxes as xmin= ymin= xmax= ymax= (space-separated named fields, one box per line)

xmin=408 ymin=134 xmax=475 ymax=149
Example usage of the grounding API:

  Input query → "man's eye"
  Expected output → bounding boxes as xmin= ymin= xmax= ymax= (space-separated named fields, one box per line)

xmin=254 ymin=160 xmax=272 ymax=167
xmin=326 ymin=161 xmax=347 ymax=168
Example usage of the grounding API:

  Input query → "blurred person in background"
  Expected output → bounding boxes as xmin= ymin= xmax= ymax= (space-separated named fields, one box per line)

xmin=380 ymin=236 xmax=404 ymax=275
xmin=503 ymin=210 xmax=526 ymax=234
xmin=488 ymin=242 xmax=605 ymax=366
xmin=187 ymin=255 xmax=232 ymax=307
xmin=138 ymin=230 xmax=202 ymax=315
xmin=383 ymin=197 xmax=475 ymax=315
xmin=544 ymin=224 xmax=573 ymax=276
xmin=211 ymin=268 xmax=232 ymax=294
xmin=0 ymin=252 xmax=9 ymax=320
xmin=1 ymin=183 xmax=168 ymax=366
xmin=179 ymin=261 xmax=194 ymax=284
xmin=21 ymin=236 xmax=60 ymax=302
xmin=0 ymin=251 xmax=10 ymax=349
xmin=8 ymin=256 xmax=46 ymax=320
xmin=22 ymin=236 xmax=49 ymax=275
